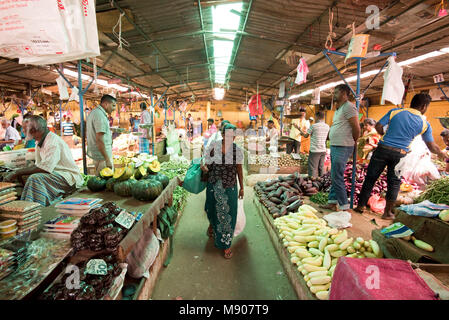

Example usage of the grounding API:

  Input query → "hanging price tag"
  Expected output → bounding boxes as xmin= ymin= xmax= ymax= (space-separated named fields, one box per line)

xmin=86 ymin=259 xmax=108 ymax=276
xmin=115 ymin=211 xmax=136 ymax=229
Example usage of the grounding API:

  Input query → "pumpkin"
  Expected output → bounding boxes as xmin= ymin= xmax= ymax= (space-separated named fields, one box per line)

xmin=113 ymin=166 xmax=134 ymax=181
xmin=87 ymin=177 xmax=107 ymax=192
xmin=148 ymin=160 xmax=161 ymax=174
xmin=106 ymin=178 xmax=118 ymax=192
xmin=132 ymin=180 xmax=163 ymax=201
xmin=134 ymin=166 xmax=147 ymax=180
xmin=114 ymin=180 xmax=137 ymax=197
xmin=153 ymin=173 xmax=169 ymax=189
xmin=99 ymin=167 xmax=113 ymax=179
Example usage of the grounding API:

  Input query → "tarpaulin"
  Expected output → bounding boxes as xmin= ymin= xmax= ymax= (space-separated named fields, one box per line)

xmin=329 ymin=257 xmax=438 ymax=300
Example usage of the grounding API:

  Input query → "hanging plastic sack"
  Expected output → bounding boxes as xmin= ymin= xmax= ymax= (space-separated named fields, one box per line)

xmin=56 ymin=76 xmax=70 ymax=100
xmin=345 ymin=34 xmax=370 ymax=62
xmin=0 ymin=0 xmax=68 ymax=58
xmin=182 ymin=158 xmax=207 ymax=194
xmin=126 ymin=228 xmax=159 ymax=279
xmin=295 ymin=58 xmax=309 ymax=85
xmin=311 ymin=87 xmax=320 ymax=105
xmin=367 ymin=194 xmax=386 ymax=214
xmin=248 ymin=94 xmax=263 ymax=116
xmin=69 ymin=86 xmax=79 ymax=102
xmin=18 ymin=0 xmax=100 ymax=65
xmin=234 ymin=199 xmax=246 ymax=237
xmin=381 ymin=56 xmax=405 ymax=105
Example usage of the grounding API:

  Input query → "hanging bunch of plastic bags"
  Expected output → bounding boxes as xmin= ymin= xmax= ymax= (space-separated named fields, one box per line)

xmin=0 ymin=0 xmax=100 ymax=65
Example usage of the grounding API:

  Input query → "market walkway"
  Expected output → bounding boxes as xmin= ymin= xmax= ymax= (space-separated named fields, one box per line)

xmin=151 ymin=186 xmax=297 ymax=300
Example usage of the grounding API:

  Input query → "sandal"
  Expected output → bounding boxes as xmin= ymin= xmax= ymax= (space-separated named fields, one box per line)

xmin=207 ymin=225 xmax=213 ymax=238
xmin=223 ymin=248 xmax=233 ymax=259
xmin=353 ymin=206 xmax=366 ymax=214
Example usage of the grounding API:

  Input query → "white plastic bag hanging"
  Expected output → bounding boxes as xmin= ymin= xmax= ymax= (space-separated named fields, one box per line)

xmin=56 ymin=76 xmax=70 ymax=100
xmin=234 ymin=199 xmax=246 ymax=237
xmin=311 ymin=87 xmax=320 ymax=105
xmin=18 ymin=0 xmax=100 ymax=65
xmin=0 ymin=0 xmax=68 ymax=58
xmin=69 ymin=86 xmax=79 ymax=102
xmin=381 ymin=56 xmax=405 ymax=105
xmin=295 ymin=58 xmax=309 ymax=85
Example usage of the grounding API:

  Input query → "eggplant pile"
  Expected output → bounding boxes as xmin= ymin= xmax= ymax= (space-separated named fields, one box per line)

xmin=254 ymin=172 xmax=324 ymax=218
xmin=343 ymin=161 xmax=387 ymax=206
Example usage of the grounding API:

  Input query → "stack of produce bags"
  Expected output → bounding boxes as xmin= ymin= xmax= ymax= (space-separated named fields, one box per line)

xmin=0 ymin=239 xmax=30 ymax=280
xmin=0 ymin=201 xmax=41 ymax=235
xmin=41 ymin=215 xmax=81 ymax=239
xmin=0 ymin=248 xmax=14 ymax=280
xmin=55 ymin=198 xmax=102 ymax=217
xmin=0 ymin=182 xmax=18 ymax=206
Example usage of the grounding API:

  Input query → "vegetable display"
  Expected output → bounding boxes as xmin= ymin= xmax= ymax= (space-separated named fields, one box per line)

xmin=132 ymin=180 xmax=164 ymax=202
xmin=254 ymin=173 xmax=330 ymax=218
xmin=87 ymin=177 xmax=107 ymax=192
xmin=415 ymin=177 xmax=449 ymax=205
xmin=343 ymin=161 xmax=387 ymax=206
xmin=310 ymin=192 xmax=329 ymax=205
xmin=274 ymin=204 xmax=383 ymax=300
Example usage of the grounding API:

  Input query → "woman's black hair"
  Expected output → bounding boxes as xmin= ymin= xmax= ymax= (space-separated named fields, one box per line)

xmin=364 ymin=118 xmax=376 ymax=126
xmin=441 ymin=129 xmax=449 ymax=137
xmin=207 ymin=118 xmax=214 ymax=123
xmin=140 ymin=102 xmax=147 ymax=110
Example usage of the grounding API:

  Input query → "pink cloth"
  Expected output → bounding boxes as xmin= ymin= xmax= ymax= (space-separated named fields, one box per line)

xmin=329 ymin=257 xmax=437 ymax=300
xmin=295 ymin=58 xmax=309 ymax=85
xmin=204 ymin=124 xmax=217 ymax=139
xmin=248 ymin=94 xmax=263 ymax=116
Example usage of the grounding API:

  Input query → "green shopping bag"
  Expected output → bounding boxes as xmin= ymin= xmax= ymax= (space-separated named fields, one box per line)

xmin=182 ymin=158 xmax=206 ymax=194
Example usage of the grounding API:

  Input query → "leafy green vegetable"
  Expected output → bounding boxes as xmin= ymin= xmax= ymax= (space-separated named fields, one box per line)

xmin=310 ymin=192 xmax=329 ymax=205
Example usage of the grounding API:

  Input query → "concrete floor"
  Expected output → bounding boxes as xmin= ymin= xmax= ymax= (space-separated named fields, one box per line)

xmin=151 ymin=186 xmax=297 ymax=300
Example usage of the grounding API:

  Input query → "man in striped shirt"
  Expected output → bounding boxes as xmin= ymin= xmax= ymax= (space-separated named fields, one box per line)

xmin=62 ymin=117 xmax=75 ymax=148
xmin=301 ymin=111 xmax=330 ymax=178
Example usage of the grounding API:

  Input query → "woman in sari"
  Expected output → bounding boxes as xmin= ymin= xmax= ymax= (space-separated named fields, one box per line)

xmin=357 ymin=118 xmax=381 ymax=162
xmin=201 ymin=123 xmax=244 ymax=259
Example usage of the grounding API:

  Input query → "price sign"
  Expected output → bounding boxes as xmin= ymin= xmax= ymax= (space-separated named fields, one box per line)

xmin=433 ymin=73 xmax=445 ymax=83
xmin=86 ymin=259 xmax=107 ymax=276
xmin=115 ymin=210 xmax=135 ymax=229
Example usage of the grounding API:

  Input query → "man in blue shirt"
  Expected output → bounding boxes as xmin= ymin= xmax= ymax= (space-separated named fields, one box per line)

xmin=355 ymin=93 xmax=449 ymax=219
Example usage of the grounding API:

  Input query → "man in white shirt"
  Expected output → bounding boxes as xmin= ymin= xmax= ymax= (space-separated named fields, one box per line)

xmin=265 ymin=120 xmax=279 ymax=151
xmin=301 ymin=111 xmax=330 ymax=178
xmin=0 ymin=119 xmax=21 ymax=150
xmin=4 ymin=116 xmax=83 ymax=206
xmin=287 ymin=108 xmax=310 ymax=154
xmin=139 ymin=102 xmax=152 ymax=154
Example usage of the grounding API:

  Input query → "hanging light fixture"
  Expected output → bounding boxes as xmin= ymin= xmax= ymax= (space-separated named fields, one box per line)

xmin=213 ymin=87 xmax=225 ymax=100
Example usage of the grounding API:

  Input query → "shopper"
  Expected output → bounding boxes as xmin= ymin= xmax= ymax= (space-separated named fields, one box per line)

xmin=287 ymin=108 xmax=310 ymax=154
xmin=186 ymin=113 xmax=193 ymax=138
xmin=355 ymin=94 xmax=449 ymax=218
xmin=0 ymin=119 xmax=21 ymax=150
xmin=321 ymin=84 xmax=360 ymax=211
xmin=357 ymin=118 xmax=380 ymax=161
xmin=203 ymin=118 xmax=217 ymax=148
xmin=4 ymin=116 xmax=83 ymax=206
xmin=139 ymin=102 xmax=152 ymax=154
xmin=62 ymin=116 xmax=75 ymax=148
xmin=201 ymin=123 xmax=244 ymax=259
xmin=265 ymin=120 xmax=279 ymax=150
xmin=133 ymin=115 xmax=140 ymax=132
xmin=20 ymin=114 xmax=36 ymax=148
xmin=301 ymin=111 xmax=329 ymax=178
xmin=47 ymin=112 xmax=56 ymax=133
xmin=86 ymin=94 xmax=116 ymax=175
xmin=441 ymin=129 xmax=449 ymax=173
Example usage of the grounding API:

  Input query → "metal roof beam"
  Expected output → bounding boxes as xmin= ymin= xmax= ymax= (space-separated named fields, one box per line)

xmin=198 ymin=0 xmax=214 ymax=89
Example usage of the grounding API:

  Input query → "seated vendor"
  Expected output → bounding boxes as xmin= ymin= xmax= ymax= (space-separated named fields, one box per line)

xmin=0 ymin=119 xmax=21 ymax=150
xmin=4 ymin=116 xmax=83 ymax=206
xmin=442 ymin=129 xmax=449 ymax=172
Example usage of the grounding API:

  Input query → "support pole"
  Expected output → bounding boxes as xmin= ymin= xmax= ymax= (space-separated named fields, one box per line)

xmin=150 ymin=89 xmax=155 ymax=156
xmin=59 ymin=100 xmax=63 ymax=137
xmin=78 ymin=61 xmax=87 ymax=175
xmin=349 ymin=59 xmax=362 ymax=209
